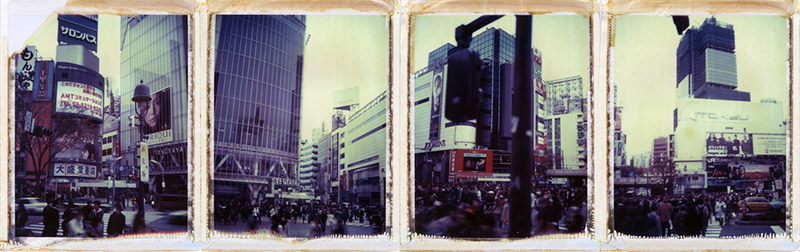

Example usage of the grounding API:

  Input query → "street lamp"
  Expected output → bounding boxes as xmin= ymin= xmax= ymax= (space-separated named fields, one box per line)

xmin=132 ymin=80 xmax=151 ymax=223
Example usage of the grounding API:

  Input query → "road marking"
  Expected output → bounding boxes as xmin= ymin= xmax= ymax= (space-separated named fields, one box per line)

xmin=771 ymin=225 xmax=785 ymax=234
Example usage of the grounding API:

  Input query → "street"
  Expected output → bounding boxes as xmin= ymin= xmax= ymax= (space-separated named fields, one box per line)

xmin=214 ymin=218 xmax=381 ymax=237
xmin=17 ymin=205 xmax=186 ymax=237
xmin=704 ymin=217 xmax=784 ymax=238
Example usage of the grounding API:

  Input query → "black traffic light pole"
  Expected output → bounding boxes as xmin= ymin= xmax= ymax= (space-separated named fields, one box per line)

xmin=449 ymin=15 xmax=533 ymax=237
xmin=509 ymin=15 xmax=533 ymax=238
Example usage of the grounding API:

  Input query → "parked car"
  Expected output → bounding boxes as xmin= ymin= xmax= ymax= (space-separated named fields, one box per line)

xmin=739 ymin=197 xmax=771 ymax=213
xmin=16 ymin=197 xmax=47 ymax=215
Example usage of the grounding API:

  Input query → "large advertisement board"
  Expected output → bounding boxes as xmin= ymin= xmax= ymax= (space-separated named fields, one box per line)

xmin=454 ymin=149 xmax=493 ymax=173
xmin=705 ymin=132 xmax=785 ymax=157
xmin=53 ymin=117 xmax=101 ymax=163
xmin=144 ymin=88 xmax=173 ymax=145
xmin=55 ymin=81 xmax=103 ymax=120
xmin=706 ymin=156 xmax=784 ymax=182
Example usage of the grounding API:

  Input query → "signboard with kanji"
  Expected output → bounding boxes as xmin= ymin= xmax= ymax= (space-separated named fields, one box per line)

xmin=53 ymin=162 xmax=97 ymax=178
xmin=140 ymin=142 xmax=149 ymax=182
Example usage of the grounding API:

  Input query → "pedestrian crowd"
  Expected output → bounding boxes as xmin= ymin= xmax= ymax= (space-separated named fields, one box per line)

xmin=414 ymin=181 xmax=586 ymax=238
xmin=215 ymin=199 xmax=385 ymax=237
xmin=614 ymin=191 xmax=782 ymax=237
xmin=16 ymin=199 xmax=134 ymax=238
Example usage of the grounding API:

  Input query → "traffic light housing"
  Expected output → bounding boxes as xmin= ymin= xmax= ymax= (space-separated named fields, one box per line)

xmin=445 ymin=48 xmax=483 ymax=123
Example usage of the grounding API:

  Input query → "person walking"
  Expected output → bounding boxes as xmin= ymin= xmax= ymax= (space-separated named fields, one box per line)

xmin=107 ymin=203 xmax=126 ymax=237
xmin=714 ymin=198 xmax=726 ymax=226
xmin=657 ymin=196 xmax=673 ymax=236
xmin=42 ymin=200 xmax=60 ymax=237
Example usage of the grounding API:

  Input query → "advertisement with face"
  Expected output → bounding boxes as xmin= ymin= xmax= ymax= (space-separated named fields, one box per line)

xmin=455 ymin=149 xmax=493 ymax=173
xmin=705 ymin=132 xmax=753 ymax=156
xmin=144 ymin=87 xmax=173 ymax=145
xmin=706 ymin=157 xmax=782 ymax=180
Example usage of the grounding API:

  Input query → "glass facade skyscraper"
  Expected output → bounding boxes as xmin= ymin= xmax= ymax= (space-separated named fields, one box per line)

xmin=676 ymin=17 xmax=749 ymax=101
xmin=213 ymin=15 xmax=306 ymax=203
xmin=120 ymin=15 xmax=189 ymax=195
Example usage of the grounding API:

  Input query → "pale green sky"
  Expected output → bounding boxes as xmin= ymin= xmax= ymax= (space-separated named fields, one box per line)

xmin=614 ymin=15 xmax=788 ymax=158
xmin=413 ymin=15 xmax=590 ymax=89
xmin=300 ymin=15 xmax=388 ymax=141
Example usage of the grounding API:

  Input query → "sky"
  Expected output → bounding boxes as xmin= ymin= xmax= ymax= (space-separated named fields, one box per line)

xmin=9 ymin=9 xmax=122 ymax=103
xmin=614 ymin=15 xmax=788 ymax=158
xmin=299 ymin=15 xmax=388 ymax=141
xmin=413 ymin=15 xmax=590 ymax=89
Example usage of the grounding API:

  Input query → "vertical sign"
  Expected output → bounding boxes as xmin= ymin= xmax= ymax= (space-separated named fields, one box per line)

xmin=16 ymin=46 xmax=37 ymax=91
xmin=429 ymin=64 xmax=445 ymax=140
xmin=140 ymin=142 xmax=149 ymax=182
xmin=37 ymin=61 xmax=50 ymax=99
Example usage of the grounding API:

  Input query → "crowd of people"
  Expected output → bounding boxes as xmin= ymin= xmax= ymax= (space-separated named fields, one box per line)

xmin=214 ymin=199 xmax=385 ymax=237
xmin=415 ymin=181 xmax=587 ymax=238
xmin=16 ymin=199 xmax=140 ymax=238
xmin=614 ymin=191 xmax=783 ymax=237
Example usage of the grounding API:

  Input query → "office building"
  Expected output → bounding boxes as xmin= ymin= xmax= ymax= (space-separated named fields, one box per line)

xmin=336 ymin=91 xmax=387 ymax=206
xmin=120 ymin=15 xmax=189 ymax=196
xmin=212 ymin=15 xmax=306 ymax=203
xmin=676 ymin=17 xmax=749 ymax=101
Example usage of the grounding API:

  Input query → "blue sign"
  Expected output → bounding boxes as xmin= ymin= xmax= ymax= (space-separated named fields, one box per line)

xmin=57 ymin=15 xmax=98 ymax=52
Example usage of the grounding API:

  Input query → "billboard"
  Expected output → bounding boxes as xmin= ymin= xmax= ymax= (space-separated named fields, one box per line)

xmin=455 ymin=149 xmax=493 ymax=173
xmin=614 ymin=107 xmax=622 ymax=131
xmin=53 ymin=162 xmax=98 ymax=178
xmin=53 ymin=117 xmax=101 ymax=163
xmin=55 ymin=81 xmax=103 ymax=120
xmin=57 ymin=15 xmax=98 ymax=52
xmin=705 ymin=132 xmax=785 ymax=156
xmin=706 ymin=157 xmax=782 ymax=180
xmin=144 ymin=88 xmax=173 ymax=145
xmin=429 ymin=64 xmax=445 ymax=141
xmin=333 ymin=87 xmax=359 ymax=110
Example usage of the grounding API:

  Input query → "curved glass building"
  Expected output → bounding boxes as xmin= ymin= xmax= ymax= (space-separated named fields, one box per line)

xmin=213 ymin=15 xmax=306 ymax=203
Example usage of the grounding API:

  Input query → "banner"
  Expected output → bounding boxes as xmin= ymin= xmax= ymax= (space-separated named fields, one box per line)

xmin=53 ymin=162 xmax=97 ymax=178
xmin=16 ymin=46 xmax=37 ymax=91
xmin=429 ymin=64 xmax=445 ymax=141
xmin=55 ymin=81 xmax=103 ymax=120
xmin=144 ymin=88 xmax=173 ymax=145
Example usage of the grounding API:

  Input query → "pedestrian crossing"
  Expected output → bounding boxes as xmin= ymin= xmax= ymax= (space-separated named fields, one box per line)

xmin=20 ymin=211 xmax=164 ymax=238
xmin=705 ymin=220 xmax=723 ymax=238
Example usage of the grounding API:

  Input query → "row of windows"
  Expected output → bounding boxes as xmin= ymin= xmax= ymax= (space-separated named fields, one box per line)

xmin=214 ymin=99 xmax=299 ymax=134
xmin=215 ymin=121 xmax=299 ymax=154
xmin=215 ymin=51 xmax=300 ymax=92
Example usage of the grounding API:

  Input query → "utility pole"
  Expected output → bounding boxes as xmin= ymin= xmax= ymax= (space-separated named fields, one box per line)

xmin=509 ymin=15 xmax=533 ymax=237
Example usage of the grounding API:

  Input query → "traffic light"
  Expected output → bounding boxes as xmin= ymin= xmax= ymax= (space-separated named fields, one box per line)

xmin=445 ymin=48 xmax=483 ymax=123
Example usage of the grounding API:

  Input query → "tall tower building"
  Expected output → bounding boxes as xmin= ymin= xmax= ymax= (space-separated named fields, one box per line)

xmin=676 ymin=17 xmax=749 ymax=101
xmin=212 ymin=15 xmax=306 ymax=203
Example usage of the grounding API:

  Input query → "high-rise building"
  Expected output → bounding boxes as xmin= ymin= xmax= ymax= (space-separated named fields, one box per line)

xmin=212 ymin=15 xmax=306 ymax=203
xmin=120 ymin=15 xmax=189 ymax=196
xmin=676 ymin=17 xmax=749 ymax=101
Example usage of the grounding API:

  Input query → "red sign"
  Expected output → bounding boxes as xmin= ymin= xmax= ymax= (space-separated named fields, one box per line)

xmin=37 ymin=61 xmax=49 ymax=99
xmin=455 ymin=149 xmax=493 ymax=173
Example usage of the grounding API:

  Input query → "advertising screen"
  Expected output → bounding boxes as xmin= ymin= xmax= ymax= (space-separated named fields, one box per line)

xmin=455 ymin=149 xmax=493 ymax=173
xmin=52 ymin=117 xmax=100 ymax=163
xmin=144 ymin=88 xmax=173 ymax=145
xmin=706 ymin=157 xmax=783 ymax=180
xmin=55 ymin=81 xmax=103 ymax=120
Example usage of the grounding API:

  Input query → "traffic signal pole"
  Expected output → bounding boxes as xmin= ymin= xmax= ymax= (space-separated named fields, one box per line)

xmin=509 ymin=15 xmax=533 ymax=238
